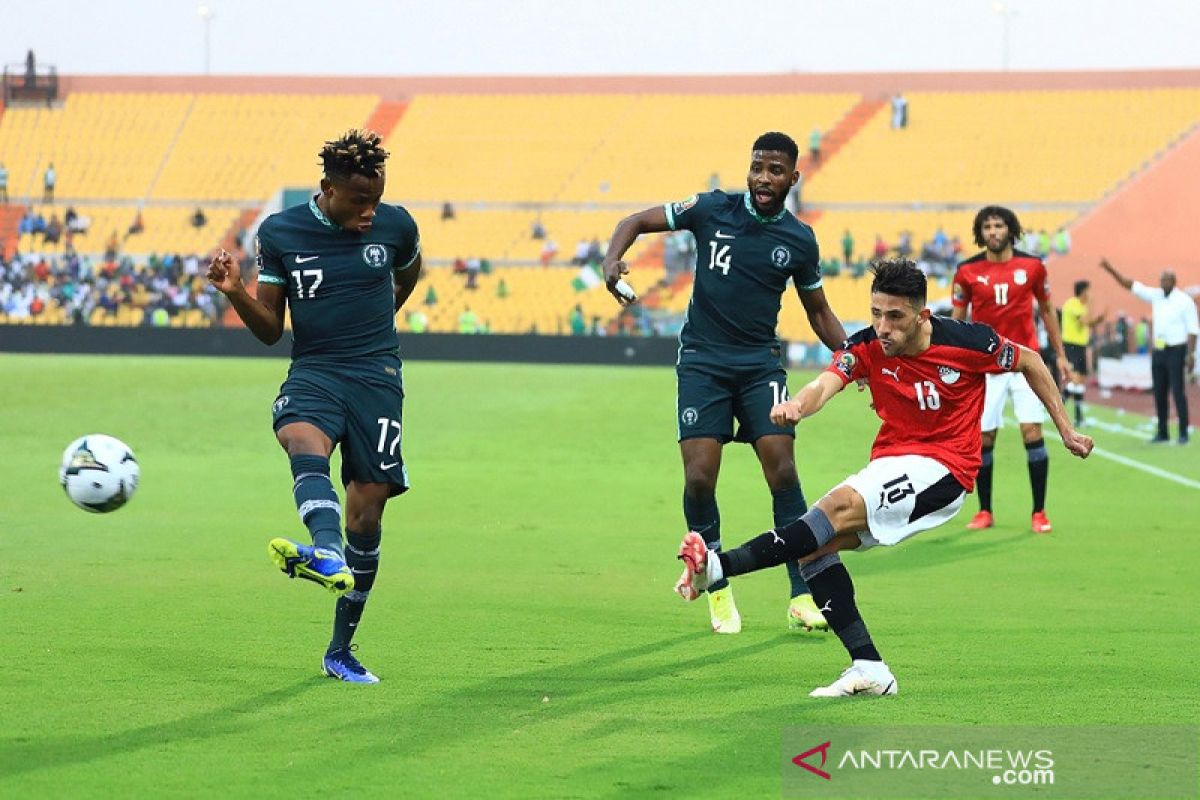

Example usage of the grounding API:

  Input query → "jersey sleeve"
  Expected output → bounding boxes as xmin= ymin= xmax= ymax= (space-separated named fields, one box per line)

xmin=663 ymin=191 xmax=715 ymax=232
xmin=254 ymin=221 xmax=287 ymax=286
xmin=391 ymin=205 xmax=421 ymax=273
xmin=823 ymin=329 xmax=872 ymax=385
xmin=951 ymin=266 xmax=970 ymax=309
xmin=955 ymin=320 xmax=1019 ymax=375
xmin=1032 ymin=260 xmax=1051 ymax=303
xmin=1130 ymin=281 xmax=1158 ymax=304
xmin=790 ymin=228 xmax=822 ymax=292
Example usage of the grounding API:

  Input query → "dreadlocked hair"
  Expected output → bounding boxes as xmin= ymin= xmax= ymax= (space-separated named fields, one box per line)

xmin=319 ymin=129 xmax=388 ymax=180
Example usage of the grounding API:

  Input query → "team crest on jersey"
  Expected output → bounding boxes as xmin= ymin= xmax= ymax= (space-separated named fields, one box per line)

xmin=771 ymin=246 xmax=791 ymax=268
xmin=362 ymin=243 xmax=388 ymax=269
xmin=272 ymin=395 xmax=290 ymax=415
xmin=996 ymin=343 xmax=1017 ymax=370
xmin=952 ymin=282 xmax=966 ymax=303
xmin=834 ymin=351 xmax=856 ymax=380
xmin=1013 ymin=269 xmax=1027 ymax=285
xmin=681 ymin=407 xmax=699 ymax=426
xmin=938 ymin=365 xmax=961 ymax=385
xmin=671 ymin=194 xmax=699 ymax=216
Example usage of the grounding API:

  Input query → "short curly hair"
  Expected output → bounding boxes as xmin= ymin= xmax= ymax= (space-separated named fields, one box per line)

xmin=319 ymin=129 xmax=388 ymax=180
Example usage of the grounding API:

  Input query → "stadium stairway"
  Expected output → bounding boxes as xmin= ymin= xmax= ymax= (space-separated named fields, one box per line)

xmin=363 ymin=100 xmax=408 ymax=140
xmin=798 ymin=97 xmax=887 ymax=176
xmin=0 ymin=204 xmax=25 ymax=261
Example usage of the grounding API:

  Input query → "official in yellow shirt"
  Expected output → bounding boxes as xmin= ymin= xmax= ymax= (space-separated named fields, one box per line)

xmin=1061 ymin=280 xmax=1106 ymax=427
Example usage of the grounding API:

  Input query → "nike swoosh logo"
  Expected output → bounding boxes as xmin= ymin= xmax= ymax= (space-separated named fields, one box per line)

xmin=380 ymin=461 xmax=399 ymax=470
xmin=714 ymin=230 xmax=735 ymax=239
xmin=295 ymin=255 xmax=319 ymax=263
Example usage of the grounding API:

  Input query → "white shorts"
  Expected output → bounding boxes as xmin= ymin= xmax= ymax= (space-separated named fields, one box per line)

xmin=838 ymin=455 xmax=966 ymax=550
xmin=980 ymin=371 xmax=1044 ymax=431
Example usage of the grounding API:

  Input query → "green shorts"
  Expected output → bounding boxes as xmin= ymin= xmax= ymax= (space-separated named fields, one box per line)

xmin=272 ymin=354 xmax=409 ymax=496
xmin=676 ymin=345 xmax=794 ymax=444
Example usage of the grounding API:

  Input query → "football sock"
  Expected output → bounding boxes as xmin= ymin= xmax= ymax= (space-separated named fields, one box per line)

xmin=802 ymin=557 xmax=881 ymax=662
xmin=976 ymin=444 xmax=994 ymax=512
xmin=1026 ymin=438 xmax=1049 ymax=513
xmin=717 ymin=507 xmax=835 ymax=578
xmin=329 ymin=528 xmax=381 ymax=652
xmin=683 ymin=490 xmax=727 ymax=592
xmin=772 ymin=484 xmax=811 ymax=598
xmin=290 ymin=455 xmax=343 ymax=556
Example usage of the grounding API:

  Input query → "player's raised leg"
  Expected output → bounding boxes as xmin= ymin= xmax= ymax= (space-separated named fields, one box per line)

xmin=268 ymin=422 xmax=353 ymax=595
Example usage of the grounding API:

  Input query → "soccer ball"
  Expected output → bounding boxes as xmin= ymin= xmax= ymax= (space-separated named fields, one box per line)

xmin=60 ymin=434 xmax=140 ymax=513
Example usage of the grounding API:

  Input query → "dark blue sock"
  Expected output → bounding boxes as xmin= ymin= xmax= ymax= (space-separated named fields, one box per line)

xmin=773 ymin=485 xmax=811 ymax=598
xmin=330 ymin=528 xmax=381 ymax=652
xmin=683 ymin=490 xmax=726 ymax=592
xmin=290 ymin=454 xmax=343 ymax=556
xmin=977 ymin=445 xmax=994 ymax=513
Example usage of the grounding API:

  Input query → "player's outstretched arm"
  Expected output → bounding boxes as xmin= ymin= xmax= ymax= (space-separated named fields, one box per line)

xmin=1099 ymin=258 xmax=1133 ymax=290
xmin=206 ymin=248 xmax=285 ymax=345
xmin=1039 ymin=297 xmax=1074 ymax=386
xmin=770 ymin=371 xmax=845 ymax=426
xmin=600 ymin=206 xmax=670 ymax=306
xmin=796 ymin=286 xmax=848 ymax=351
xmin=1016 ymin=345 xmax=1094 ymax=458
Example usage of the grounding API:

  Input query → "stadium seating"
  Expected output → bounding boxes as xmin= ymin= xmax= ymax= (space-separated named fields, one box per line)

xmin=807 ymin=89 xmax=1200 ymax=204
xmin=16 ymin=204 xmax=239 ymax=258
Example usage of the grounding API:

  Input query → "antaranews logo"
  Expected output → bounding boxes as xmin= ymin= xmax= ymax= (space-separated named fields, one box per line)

xmin=792 ymin=741 xmax=832 ymax=780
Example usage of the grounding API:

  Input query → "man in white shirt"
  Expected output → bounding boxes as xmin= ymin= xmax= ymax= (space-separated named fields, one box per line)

xmin=1100 ymin=259 xmax=1199 ymax=444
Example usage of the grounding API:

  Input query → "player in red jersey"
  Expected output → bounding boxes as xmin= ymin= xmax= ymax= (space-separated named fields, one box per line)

xmin=673 ymin=259 xmax=1092 ymax=697
xmin=951 ymin=206 xmax=1073 ymax=533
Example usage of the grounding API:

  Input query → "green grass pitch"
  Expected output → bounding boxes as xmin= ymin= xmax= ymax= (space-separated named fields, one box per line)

xmin=2 ymin=353 xmax=1197 ymax=797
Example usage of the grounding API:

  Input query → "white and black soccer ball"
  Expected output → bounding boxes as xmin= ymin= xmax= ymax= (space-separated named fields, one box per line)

xmin=59 ymin=434 xmax=140 ymax=513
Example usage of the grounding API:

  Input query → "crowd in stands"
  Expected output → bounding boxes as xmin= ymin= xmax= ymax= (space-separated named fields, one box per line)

xmin=0 ymin=247 xmax=229 ymax=326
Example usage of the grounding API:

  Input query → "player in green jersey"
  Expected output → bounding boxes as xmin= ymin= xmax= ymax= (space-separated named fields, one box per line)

xmin=207 ymin=130 xmax=422 ymax=683
xmin=601 ymin=132 xmax=849 ymax=634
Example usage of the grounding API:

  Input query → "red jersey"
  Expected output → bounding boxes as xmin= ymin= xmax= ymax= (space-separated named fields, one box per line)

xmin=951 ymin=251 xmax=1049 ymax=350
xmin=825 ymin=317 xmax=1019 ymax=491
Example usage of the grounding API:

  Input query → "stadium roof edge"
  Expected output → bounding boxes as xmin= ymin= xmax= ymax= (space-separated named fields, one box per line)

xmin=54 ymin=69 xmax=1200 ymax=99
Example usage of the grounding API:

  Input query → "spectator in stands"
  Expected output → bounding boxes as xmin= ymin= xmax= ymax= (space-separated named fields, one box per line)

xmin=1053 ymin=227 xmax=1071 ymax=255
xmin=808 ymin=128 xmax=822 ymax=164
xmin=841 ymin=229 xmax=854 ymax=267
xmin=531 ymin=218 xmax=546 ymax=240
xmin=571 ymin=238 xmax=590 ymax=266
xmin=458 ymin=305 xmax=479 ymax=334
xmin=191 ymin=207 xmax=208 ymax=228
xmin=873 ymin=234 xmax=888 ymax=260
xmin=540 ymin=238 xmax=557 ymax=266
xmin=43 ymin=163 xmax=56 ymax=203
xmin=1038 ymin=230 xmax=1051 ymax=257
xmin=24 ymin=50 xmax=36 ymax=87
xmin=465 ymin=257 xmax=480 ymax=289
xmin=126 ymin=209 xmax=145 ymax=239
xmin=406 ymin=309 xmax=428 ymax=333
xmin=423 ymin=284 xmax=438 ymax=306
xmin=0 ymin=162 xmax=8 ymax=204
xmin=1100 ymin=259 xmax=1199 ymax=444
xmin=441 ymin=201 xmax=455 ymax=221
xmin=1135 ymin=317 xmax=1150 ymax=354
xmin=18 ymin=209 xmax=35 ymax=235
xmin=104 ymin=231 xmax=120 ymax=261
xmin=890 ymin=92 xmax=908 ymax=129
xmin=895 ymin=230 xmax=913 ymax=259
xmin=496 ymin=277 xmax=509 ymax=299
xmin=569 ymin=303 xmax=586 ymax=335
xmin=43 ymin=214 xmax=63 ymax=245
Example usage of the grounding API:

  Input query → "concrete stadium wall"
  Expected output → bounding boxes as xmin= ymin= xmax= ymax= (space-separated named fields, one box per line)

xmin=0 ymin=325 xmax=680 ymax=366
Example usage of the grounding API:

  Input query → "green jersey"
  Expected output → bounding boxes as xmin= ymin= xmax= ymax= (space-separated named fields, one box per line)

xmin=256 ymin=197 xmax=420 ymax=361
xmin=665 ymin=190 xmax=821 ymax=350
